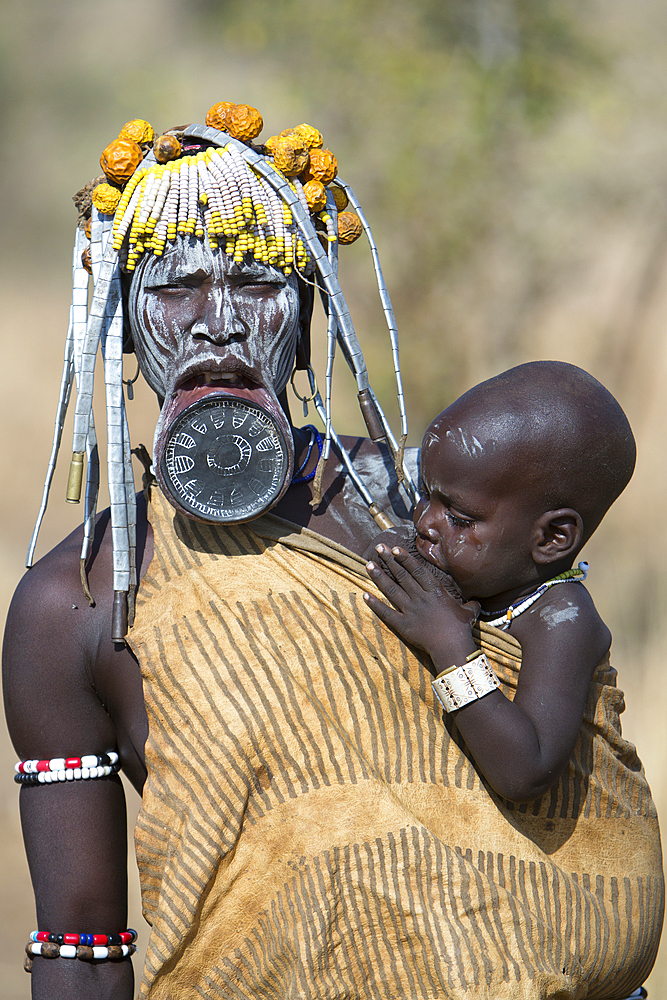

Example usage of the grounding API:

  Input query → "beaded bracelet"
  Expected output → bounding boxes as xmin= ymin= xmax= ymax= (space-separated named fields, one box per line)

xmin=30 ymin=929 xmax=137 ymax=946
xmin=432 ymin=651 xmax=500 ymax=713
xmin=14 ymin=752 xmax=120 ymax=785
xmin=25 ymin=940 xmax=136 ymax=966
xmin=24 ymin=928 xmax=137 ymax=971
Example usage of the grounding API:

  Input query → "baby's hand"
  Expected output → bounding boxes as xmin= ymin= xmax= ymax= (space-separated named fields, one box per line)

xmin=364 ymin=545 xmax=480 ymax=661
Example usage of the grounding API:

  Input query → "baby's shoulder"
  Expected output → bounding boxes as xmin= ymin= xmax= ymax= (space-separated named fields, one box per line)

xmin=515 ymin=582 xmax=611 ymax=666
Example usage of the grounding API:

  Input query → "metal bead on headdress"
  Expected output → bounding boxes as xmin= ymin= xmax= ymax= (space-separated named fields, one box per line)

xmin=27 ymin=103 xmax=417 ymax=640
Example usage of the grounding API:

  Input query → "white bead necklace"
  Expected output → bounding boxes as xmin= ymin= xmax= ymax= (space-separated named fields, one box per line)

xmin=479 ymin=561 xmax=589 ymax=630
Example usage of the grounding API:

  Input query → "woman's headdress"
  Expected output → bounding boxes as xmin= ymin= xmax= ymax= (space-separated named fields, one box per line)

xmin=27 ymin=103 xmax=417 ymax=639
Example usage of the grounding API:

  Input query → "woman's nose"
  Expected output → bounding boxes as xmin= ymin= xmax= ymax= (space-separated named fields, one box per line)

xmin=190 ymin=285 xmax=245 ymax=343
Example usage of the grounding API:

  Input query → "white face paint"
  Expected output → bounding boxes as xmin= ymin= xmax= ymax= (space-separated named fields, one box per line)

xmin=127 ymin=239 xmax=301 ymax=400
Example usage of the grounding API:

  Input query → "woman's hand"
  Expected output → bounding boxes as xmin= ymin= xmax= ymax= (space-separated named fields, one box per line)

xmin=364 ymin=545 xmax=480 ymax=668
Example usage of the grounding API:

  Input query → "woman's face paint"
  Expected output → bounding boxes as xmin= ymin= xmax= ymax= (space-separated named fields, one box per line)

xmin=127 ymin=238 xmax=301 ymax=400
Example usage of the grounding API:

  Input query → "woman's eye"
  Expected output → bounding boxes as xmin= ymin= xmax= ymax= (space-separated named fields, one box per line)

xmin=148 ymin=281 xmax=197 ymax=294
xmin=234 ymin=280 xmax=283 ymax=293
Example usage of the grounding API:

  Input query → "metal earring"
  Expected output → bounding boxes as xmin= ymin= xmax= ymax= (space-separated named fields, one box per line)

xmin=290 ymin=366 xmax=318 ymax=419
xmin=123 ymin=361 xmax=141 ymax=400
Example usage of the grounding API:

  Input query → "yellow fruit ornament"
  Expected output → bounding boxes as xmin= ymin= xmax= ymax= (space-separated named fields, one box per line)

xmin=225 ymin=104 xmax=263 ymax=142
xmin=303 ymin=148 xmax=337 ymax=185
xmin=273 ymin=136 xmax=309 ymax=177
xmin=296 ymin=124 xmax=323 ymax=149
xmin=100 ymin=138 xmax=143 ymax=186
xmin=206 ymin=102 xmax=237 ymax=131
xmin=337 ymin=211 xmax=363 ymax=244
xmin=81 ymin=245 xmax=92 ymax=274
xmin=303 ymin=180 xmax=327 ymax=213
xmin=280 ymin=124 xmax=323 ymax=150
xmin=118 ymin=119 xmax=155 ymax=147
xmin=153 ymin=134 xmax=182 ymax=163
xmin=331 ymin=185 xmax=349 ymax=212
xmin=92 ymin=182 xmax=122 ymax=215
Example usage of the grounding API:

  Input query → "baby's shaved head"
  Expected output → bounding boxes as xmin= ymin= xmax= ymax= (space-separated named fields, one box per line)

xmin=429 ymin=361 xmax=635 ymax=541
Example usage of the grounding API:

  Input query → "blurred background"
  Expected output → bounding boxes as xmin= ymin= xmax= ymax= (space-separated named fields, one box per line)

xmin=2 ymin=0 xmax=667 ymax=995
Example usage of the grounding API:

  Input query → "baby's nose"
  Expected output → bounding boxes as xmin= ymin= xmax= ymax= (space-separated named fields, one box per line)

xmin=415 ymin=504 xmax=437 ymax=537
xmin=421 ymin=525 xmax=439 ymax=541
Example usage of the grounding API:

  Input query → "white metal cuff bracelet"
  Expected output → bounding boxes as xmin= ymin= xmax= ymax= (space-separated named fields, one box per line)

xmin=432 ymin=652 xmax=500 ymax=712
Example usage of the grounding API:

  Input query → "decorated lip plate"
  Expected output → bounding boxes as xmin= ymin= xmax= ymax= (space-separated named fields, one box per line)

xmin=154 ymin=382 xmax=294 ymax=524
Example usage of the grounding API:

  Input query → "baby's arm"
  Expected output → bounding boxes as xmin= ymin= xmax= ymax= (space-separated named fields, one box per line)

xmin=364 ymin=545 xmax=610 ymax=803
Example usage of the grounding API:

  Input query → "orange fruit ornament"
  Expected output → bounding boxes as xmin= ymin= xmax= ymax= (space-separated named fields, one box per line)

xmin=81 ymin=245 xmax=92 ymax=275
xmin=264 ymin=135 xmax=279 ymax=154
xmin=331 ymin=185 xmax=348 ymax=212
xmin=100 ymin=138 xmax=143 ymax=186
xmin=279 ymin=124 xmax=323 ymax=151
xmin=303 ymin=148 xmax=337 ymax=185
xmin=337 ymin=212 xmax=363 ymax=244
xmin=273 ymin=136 xmax=309 ymax=177
xmin=225 ymin=104 xmax=263 ymax=142
xmin=154 ymin=134 xmax=182 ymax=163
xmin=118 ymin=119 xmax=155 ymax=146
xmin=92 ymin=182 xmax=122 ymax=215
xmin=294 ymin=124 xmax=324 ymax=149
xmin=303 ymin=179 xmax=327 ymax=213
xmin=206 ymin=102 xmax=237 ymax=131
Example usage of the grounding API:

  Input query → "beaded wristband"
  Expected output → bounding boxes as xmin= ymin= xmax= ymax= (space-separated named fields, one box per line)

xmin=24 ymin=928 xmax=137 ymax=972
xmin=432 ymin=652 xmax=500 ymax=712
xmin=30 ymin=929 xmax=137 ymax=946
xmin=25 ymin=940 xmax=136 ymax=964
xmin=14 ymin=752 xmax=120 ymax=785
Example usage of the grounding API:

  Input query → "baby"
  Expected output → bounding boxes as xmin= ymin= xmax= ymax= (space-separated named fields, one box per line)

xmin=364 ymin=359 xmax=636 ymax=804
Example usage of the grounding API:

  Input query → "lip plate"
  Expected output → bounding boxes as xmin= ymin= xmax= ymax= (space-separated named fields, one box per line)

xmin=154 ymin=381 xmax=296 ymax=525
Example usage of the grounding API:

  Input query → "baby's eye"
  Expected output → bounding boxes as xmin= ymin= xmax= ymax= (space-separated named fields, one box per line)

xmin=447 ymin=511 xmax=474 ymax=529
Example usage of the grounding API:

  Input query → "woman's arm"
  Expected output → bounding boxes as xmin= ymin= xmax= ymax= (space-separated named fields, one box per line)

xmin=3 ymin=547 xmax=135 ymax=1000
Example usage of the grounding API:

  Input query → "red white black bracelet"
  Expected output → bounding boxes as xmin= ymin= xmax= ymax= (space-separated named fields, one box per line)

xmin=30 ymin=929 xmax=137 ymax=947
xmin=14 ymin=752 xmax=120 ymax=785
xmin=24 ymin=929 xmax=137 ymax=970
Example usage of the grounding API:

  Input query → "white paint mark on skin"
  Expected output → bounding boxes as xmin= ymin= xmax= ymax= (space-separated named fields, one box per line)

xmin=445 ymin=426 xmax=486 ymax=459
xmin=539 ymin=602 xmax=579 ymax=629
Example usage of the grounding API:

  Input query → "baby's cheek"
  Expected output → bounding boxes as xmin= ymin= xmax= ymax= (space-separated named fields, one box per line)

xmin=467 ymin=530 xmax=488 ymax=560
xmin=446 ymin=532 xmax=468 ymax=558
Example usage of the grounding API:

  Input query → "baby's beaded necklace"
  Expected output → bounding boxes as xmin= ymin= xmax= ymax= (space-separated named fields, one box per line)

xmin=478 ymin=561 xmax=588 ymax=631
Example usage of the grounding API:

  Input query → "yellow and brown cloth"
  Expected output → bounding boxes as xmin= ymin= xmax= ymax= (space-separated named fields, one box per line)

xmin=128 ymin=487 xmax=664 ymax=999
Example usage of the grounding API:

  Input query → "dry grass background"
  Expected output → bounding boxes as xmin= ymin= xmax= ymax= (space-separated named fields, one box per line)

xmin=2 ymin=0 xmax=667 ymax=995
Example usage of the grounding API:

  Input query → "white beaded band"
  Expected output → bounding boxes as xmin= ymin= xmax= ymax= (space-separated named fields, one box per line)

xmin=14 ymin=752 xmax=120 ymax=785
xmin=432 ymin=652 xmax=500 ymax=713
xmin=25 ymin=940 xmax=135 ymax=961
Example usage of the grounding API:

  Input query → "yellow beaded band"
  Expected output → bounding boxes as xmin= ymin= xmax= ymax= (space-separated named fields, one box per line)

xmin=87 ymin=104 xmax=362 ymax=276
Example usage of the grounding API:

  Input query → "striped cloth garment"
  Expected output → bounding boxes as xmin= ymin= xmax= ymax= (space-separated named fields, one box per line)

xmin=128 ymin=486 xmax=664 ymax=999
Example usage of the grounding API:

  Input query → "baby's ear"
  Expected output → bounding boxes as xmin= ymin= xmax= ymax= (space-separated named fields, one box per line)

xmin=532 ymin=509 xmax=584 ymax=565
